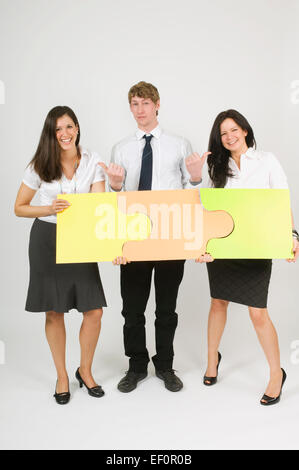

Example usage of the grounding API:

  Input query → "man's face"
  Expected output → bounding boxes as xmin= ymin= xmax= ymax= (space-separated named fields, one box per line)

xmin=130 ymin=95 xmax=160 ymax=129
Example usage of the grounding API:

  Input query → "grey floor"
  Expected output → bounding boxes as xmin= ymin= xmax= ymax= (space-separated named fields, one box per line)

xmin=1 ymin=261 xmax=299 ymax=450
xmin=1 ymin=343 xmax=298 ymax=450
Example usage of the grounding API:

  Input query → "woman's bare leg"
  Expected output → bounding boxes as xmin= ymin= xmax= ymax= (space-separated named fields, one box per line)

xmin=78 ymin=308 xmax=103 ymax=387
xmin=45 ymin=311 xmax=69 ymax=393
xmin=249 ymin=307 xmax=283 ymax=400
xmin=205 ymin=298 xmax=229 ymax=382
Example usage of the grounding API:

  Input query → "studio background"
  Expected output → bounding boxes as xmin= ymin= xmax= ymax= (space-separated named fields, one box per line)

xmin=0 ymin=0 xmax=298 ymax=450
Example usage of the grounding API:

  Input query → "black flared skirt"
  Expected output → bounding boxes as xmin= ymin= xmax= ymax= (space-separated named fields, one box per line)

xmin=25 ymin=218 xmax=107 ymax=313
xmin=206 ymin=259 xmax=272 ymax=308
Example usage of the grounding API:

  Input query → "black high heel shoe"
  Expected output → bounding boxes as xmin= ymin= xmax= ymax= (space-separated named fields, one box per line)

xmin=203 ymin=352 xmax=222 ymax=386
xmin=53 ymin=379 xmax=71 ymax=405
xmin=260 ymin=368 xmax=286 ymax=406
xmin=75 ymin=367 xmax=105 ymax=398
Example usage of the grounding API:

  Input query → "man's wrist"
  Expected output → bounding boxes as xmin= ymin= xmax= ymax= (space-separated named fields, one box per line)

xmin=189 ymin=178 xmax=202 ymax=185
xmin=110 ymin=183 xmax=123 ymax=192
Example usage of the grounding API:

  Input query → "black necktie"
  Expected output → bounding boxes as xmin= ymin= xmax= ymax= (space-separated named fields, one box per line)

xmin=138 ymin=134 xmax=153 ymax=190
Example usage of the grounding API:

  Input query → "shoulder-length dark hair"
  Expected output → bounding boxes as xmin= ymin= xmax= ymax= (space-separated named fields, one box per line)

xmin=207 ymin=109 xmax=256 ymax=188
xmin=29 ymin=106 xmax=81 ymax=182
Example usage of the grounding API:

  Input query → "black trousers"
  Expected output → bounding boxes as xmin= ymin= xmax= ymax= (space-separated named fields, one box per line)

xmin=120 ymin=260 xmax=185 ymax=373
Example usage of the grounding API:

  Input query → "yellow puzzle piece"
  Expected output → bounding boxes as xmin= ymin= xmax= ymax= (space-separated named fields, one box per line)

xmin=56 ymin=193 xmax=151 ymax=263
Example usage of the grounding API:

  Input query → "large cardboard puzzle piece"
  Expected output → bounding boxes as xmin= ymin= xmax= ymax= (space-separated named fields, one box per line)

xmin=56 ymin=188 xmax=293 ymax=263
xmin=121 ymin=189 xmax=233 ymax=261
xmin=200 ymin=188 xmax=293 ymax=259
xmin=56 ymin=192 xmax=151 ymax=263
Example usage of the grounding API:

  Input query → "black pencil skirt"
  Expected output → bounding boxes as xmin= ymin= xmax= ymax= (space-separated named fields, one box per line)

xmin=25 ymin=218 xmax=107 ymax=313
xmin=206 ymin=259 xmax=272 ymax=308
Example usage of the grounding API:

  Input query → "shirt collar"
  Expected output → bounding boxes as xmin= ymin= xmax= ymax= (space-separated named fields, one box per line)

xmin=229 ymin=147 xmax=258 ymax=162
xmin=136 ymin=124 xmax=162 ymax=140
xmin=244 ymin=147 xmax=259 ymax=159
xmin=80 ymin=146 xmax=89 ymax=156
xmin=79 ymin=146 xmax=89 ymax=157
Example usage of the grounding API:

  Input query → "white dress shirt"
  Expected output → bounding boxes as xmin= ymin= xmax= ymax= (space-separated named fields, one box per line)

xmin=110 ymin=125 xmax=198 ymax=191
xmin=23 ymin=147 xmax=105 ymax=223
xmin=204 ymin=147 xmax=289 ymax=189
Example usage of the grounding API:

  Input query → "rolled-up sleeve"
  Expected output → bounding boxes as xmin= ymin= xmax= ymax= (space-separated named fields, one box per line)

xmin=92 ymin=153 xmax=106 ymax=184
xmin=22 ymin=165 xmax=41 ymax=190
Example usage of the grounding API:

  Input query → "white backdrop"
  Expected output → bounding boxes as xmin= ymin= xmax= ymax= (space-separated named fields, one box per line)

xmin=1 ymin=0 xmax=299 ymax=451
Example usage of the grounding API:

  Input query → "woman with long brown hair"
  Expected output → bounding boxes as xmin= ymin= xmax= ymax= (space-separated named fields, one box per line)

xmin=15 ymin=106 xmax=107 ymax=405
xmin=190 ymin=109 xmax=299 ymax=405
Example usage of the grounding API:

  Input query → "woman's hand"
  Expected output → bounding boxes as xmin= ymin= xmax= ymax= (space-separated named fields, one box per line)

xmin=99 ymin=162 xmax=125 ymax=191
xmin=15 ymin=183 xmax=68 ymax=219
xmin=112 ymin=257 xmax=131 ymax=265
xmin=287 ymin=238 xmax=299 ymax=263
xmin=185 ymin=151 xmax=211 ymax=183
xmin=195 ymin=253 xmax=214 ymax=263
xmin=50 ymin=198 xmax=70 ymax=214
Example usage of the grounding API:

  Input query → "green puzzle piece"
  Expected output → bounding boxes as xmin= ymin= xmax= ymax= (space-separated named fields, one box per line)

xmin=200 ymin=189 xmax=293 ymax=259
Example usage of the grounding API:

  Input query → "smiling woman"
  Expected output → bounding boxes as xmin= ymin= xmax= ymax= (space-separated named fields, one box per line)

xmin=14 ymin=106 xmax=107 ymax=405
xmin=28 ymin=107 xmax=81 ymax=183
xmin=198 ymin=109 xmax=299 ymax=406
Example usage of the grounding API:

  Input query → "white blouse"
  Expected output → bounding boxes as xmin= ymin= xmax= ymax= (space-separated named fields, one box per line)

xmin=23 ymin=147 xmax=105 ymax=223
xmin=204 ymin=147 xmax=289 ymax=189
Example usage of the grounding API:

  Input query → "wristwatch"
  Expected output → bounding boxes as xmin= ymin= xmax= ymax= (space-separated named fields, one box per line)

xmin=292 ymin=229 xmax=299 ymax=242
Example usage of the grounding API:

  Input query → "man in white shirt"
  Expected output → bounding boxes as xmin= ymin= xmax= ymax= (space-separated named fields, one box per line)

xmin=100 ymin=81 xmax=205 ymax=393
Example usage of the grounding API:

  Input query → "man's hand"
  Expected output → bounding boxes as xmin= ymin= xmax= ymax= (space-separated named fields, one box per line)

xmin=185 ymin=152 xmax=211 ymax=183
xmin=112 ymin=257 xmax=131 ymax=265
xmin=195 ymin=253 xmax=214 ymax=263
xmin=99 ymin=162 xmax=125 ymax=191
